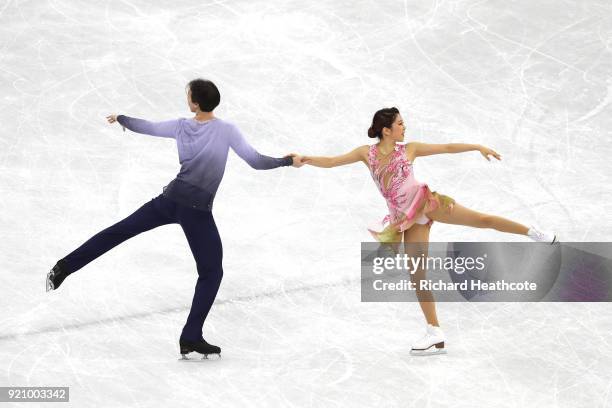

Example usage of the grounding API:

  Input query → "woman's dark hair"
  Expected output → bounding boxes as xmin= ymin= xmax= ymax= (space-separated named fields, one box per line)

xmin=368 ymin=107 xmax=400 ymax=139
xmin=188 ymin=78 xmax=220 ymax=112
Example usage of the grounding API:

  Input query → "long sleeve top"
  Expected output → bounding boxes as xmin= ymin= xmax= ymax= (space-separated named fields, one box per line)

xmin=116 ymin=115 xmax=293 ymax=211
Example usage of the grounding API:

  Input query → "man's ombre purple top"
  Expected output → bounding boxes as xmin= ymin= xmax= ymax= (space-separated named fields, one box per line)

xmin=117 ymin=115 xmax=293 ymax=211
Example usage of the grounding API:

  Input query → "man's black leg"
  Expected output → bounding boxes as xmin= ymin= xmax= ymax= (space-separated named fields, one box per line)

xmin=176 ymin=206 xmax=223 ymax=354
xmin=48 ymin=195 xmax=176 ymax=290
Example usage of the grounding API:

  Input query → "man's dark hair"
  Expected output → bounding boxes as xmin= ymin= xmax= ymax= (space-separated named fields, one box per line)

xmin=188 ymin=78 xmax=220 ymax=112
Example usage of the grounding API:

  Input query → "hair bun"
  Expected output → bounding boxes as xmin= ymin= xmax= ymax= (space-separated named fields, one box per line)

xmin=368 ymin=107 xmax=400 ymax=140
xmin=367 ymin=127 xmax=378 ymax=139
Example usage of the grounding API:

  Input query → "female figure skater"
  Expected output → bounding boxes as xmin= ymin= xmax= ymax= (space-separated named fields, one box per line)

xmin=46 ymin=78 xmax=306 ymax=360
xmin=303 ymin=107 xmax=556 ymax=356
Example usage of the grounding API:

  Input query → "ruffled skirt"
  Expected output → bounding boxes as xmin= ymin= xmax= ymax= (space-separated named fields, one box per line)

xmin=367 ymin=185 xmax=455 ymax=243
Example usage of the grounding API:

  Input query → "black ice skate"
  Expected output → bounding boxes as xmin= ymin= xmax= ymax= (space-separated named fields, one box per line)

xmin=179 ymin=338 xmax=221 ymax=360
xmin=46 ymin=259 xmax=70 ymax=292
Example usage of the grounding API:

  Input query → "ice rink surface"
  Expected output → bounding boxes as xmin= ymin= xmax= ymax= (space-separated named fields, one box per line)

xmin=1 ymin=0 xmax=611 ymax=406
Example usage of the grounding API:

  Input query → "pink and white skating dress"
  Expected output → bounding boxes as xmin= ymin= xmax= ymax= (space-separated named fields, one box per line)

xmin=367 ymin=143 xmax=455 ymax=243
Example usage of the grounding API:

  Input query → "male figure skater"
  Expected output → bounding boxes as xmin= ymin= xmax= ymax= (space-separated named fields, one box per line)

xmin=46 ymin=78 xmax=305 ymax=359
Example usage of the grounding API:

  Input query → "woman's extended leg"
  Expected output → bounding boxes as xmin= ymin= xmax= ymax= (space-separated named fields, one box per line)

xmin=403 ymin=223 xmax=439 ymax=326
xmin=427 ymin=201 xmax=529 ymax=235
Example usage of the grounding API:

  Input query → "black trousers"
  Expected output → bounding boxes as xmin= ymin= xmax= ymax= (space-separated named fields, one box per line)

xmin=62 ymin=194 xmax=223 ymax=341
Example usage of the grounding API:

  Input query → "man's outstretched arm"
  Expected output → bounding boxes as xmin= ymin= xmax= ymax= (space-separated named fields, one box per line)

xmin=229 ymin=124 xmax=304 ymax=169
xmin=107 ymin=114 xmax=179 ymax=139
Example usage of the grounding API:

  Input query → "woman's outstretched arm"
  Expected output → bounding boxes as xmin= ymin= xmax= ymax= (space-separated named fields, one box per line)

xmin=408 ymin=142 xmax=501 ymax=161
xmin=303 ymin=145 xmax=369 ymax=168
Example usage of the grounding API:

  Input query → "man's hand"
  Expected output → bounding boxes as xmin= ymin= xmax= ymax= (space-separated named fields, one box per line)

xmin=286 ymin=153 xmax=307 ymax=168
xmin=106 ymin=114 xmax=125 ymax=131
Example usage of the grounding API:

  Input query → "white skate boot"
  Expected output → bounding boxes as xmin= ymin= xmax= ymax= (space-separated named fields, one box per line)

xmin=527 ymin=225 xmax=558 ymax=244
xmin=410 ymin=324 xmax=446 ymax=356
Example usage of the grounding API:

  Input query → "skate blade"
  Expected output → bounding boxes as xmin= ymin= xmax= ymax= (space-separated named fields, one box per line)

xmin=410 ymin=346 xmax=447 ymax=356
xmin=178 ymin=353 xmax=221 ymax=362
xmin=46 ymin=272 xmax=54 ymax=292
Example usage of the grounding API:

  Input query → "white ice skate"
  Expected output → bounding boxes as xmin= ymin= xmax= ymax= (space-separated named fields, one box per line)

xmin=410 ymin=324 xmax=447 ymax=356
xmin=527 ymin=225 xmax=558 ymax=244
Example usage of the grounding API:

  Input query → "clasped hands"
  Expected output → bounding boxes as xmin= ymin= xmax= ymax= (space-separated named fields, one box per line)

xmin=284 ymin=153 xmax=311 ymax=168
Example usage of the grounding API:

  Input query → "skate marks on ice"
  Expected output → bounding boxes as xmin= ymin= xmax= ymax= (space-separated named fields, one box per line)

xmin=0 ymin=277 xmax=357 ymax=342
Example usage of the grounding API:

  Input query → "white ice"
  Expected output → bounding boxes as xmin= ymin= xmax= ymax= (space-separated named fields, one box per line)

xmin=1 ymin=0 xmax=611 ymax=407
